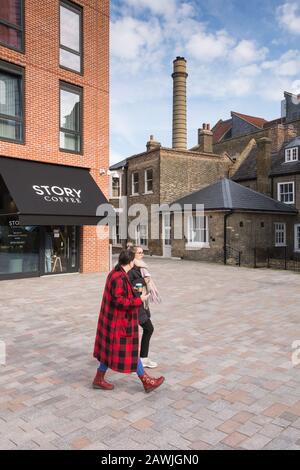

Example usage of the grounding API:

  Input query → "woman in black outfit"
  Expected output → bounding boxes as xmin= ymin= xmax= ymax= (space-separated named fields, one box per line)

xmin=128 ymin=246 xmax=157 ymax=368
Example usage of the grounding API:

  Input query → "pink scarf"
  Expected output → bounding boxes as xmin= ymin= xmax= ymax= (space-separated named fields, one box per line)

xmin=134 ymin=259 xmax=162 ymax=306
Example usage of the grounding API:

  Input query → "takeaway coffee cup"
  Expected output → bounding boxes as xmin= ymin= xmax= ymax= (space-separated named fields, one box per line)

xmin=135 ymin=283 xmax=143 ymax=293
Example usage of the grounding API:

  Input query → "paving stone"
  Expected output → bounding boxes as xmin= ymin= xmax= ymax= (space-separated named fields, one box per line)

xmin=2 ymin=259 xmax=300 ymax=450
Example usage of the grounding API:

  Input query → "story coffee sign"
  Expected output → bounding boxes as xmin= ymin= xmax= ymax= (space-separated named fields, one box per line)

xmin=32 ymin=185 xmax=82 ymax=204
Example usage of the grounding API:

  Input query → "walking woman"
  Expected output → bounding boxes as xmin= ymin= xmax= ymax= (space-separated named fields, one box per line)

xmin=128 ymin=246 xmax=161 ymax=369
xmin=93 ymin=250 xmax=164 ymax=393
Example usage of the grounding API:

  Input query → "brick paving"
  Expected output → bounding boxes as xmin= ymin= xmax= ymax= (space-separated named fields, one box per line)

xmin=1 ymin=258 xmax=300 ymax=450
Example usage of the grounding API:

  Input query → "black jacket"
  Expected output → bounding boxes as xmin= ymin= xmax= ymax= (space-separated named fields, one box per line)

xmin=128 ymin=265 xmax=151 ymax=325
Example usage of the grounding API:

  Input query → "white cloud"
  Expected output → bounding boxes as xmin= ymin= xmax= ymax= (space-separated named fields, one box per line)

xmin=186 ymin=29 xmax=235 ymax=62
xmin=110 ymin=16 xmax=162 ymax=62
xmin=261 ymin=50 xmax=300 ymax=77
xmin=231 ymin=40 xmax=268 ymax=65
xmin=125 ymin=0 xmax=177 ymax=17
xmin=277 ymin=2 xmax=300 ymax=35
xmin=110 ymin=0 xmax=300 ymax=161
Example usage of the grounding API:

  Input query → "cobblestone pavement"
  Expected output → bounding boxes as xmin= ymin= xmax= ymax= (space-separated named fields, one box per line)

xmin=1 ymin=258 xmax=300 ymax=450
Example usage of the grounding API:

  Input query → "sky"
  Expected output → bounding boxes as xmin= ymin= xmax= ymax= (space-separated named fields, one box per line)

xmin=110 ymin=0 xmax=300 ymax=164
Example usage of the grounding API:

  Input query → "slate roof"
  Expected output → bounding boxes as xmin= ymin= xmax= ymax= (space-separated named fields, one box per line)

xmin=232 ymin=136 xmax=300 ymax=181
xmin=232 ymin=112 xmax=268 ymax=129
xmin=109 ymin=159 xmax=128 ymax=170
xmin=173 ymin=178 xmax=297 ymax=213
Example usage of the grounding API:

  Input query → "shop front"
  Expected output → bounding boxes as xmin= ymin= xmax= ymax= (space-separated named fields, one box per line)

xmin=0 ymin=157 xmax=107 ymax=280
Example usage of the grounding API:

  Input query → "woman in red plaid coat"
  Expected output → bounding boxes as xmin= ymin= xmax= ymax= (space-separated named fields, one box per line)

xmin=93 ymin=250 xmax=165 ymax=393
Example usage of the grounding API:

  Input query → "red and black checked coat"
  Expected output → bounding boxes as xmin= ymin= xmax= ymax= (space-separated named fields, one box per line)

xmin=93 ymin=268 xmax=142 ymax=373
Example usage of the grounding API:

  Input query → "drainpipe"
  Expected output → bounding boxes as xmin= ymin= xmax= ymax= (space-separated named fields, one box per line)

xmin=224 ymin=210 xmax=234 ymax=265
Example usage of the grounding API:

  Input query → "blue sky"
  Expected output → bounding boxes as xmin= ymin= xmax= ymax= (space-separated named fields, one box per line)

xmin=110 ymin=0 xmax=300 ymax=164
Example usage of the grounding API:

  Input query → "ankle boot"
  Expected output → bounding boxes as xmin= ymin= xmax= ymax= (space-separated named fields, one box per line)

xmin=139 ymin=372 xmax=165 ymax=393
xmin=92 ymin=370 xmax=114 ymax=390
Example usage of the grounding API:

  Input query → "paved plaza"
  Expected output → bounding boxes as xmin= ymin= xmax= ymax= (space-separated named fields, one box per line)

xmin=1 ymin=258 xmax=300 ymax=450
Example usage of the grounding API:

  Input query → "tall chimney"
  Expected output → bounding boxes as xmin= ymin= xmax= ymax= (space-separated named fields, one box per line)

xmin=172 ymin=57 xmax=188 ymax=150
xmin=256 ymin=137 xmax=272 ymax=196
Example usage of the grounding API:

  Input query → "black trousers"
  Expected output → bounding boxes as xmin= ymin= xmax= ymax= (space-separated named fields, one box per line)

xmin=140 ymin=319 xmax=154 ymax=358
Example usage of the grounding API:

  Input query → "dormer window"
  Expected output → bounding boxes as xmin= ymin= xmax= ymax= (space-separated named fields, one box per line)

xmin=285 ymin=147 xmax=298 ymax=162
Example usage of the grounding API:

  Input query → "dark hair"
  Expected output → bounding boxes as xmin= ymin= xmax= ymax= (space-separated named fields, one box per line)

xmin=115 ymin=250 xmax=135 ymax=271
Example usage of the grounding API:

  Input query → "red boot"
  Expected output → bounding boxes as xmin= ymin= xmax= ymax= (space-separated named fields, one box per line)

xmin=92 ymin=370 xmax=114 ymax=390
xmin=139 ymin=372 xmax=165 ymax=393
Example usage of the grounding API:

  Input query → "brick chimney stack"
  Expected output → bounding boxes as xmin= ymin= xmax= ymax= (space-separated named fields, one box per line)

xmin=256 ymin=137 xmax=272 ymax=196
xmin=146 ymin=135 xmax=161 ymax=152
xmin=198 ymin=123 xmax=213 ymax=153
xmin=172 ymin=57 xmax=188 ymax=150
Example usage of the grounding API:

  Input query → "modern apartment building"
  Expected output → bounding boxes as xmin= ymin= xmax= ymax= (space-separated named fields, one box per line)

xmin=0 ymin=0 xmax=109 ymax=280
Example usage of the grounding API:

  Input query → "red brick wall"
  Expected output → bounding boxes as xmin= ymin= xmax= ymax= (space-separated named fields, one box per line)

xmin=0 ymin=0 xmax=109 ymax=273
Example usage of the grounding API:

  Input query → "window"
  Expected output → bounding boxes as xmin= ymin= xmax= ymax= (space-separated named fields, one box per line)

xmin=294 ymin=224 xmax=300 ymax=252
xmin=0 ymin=61 xmax=23 ymax=143
xmin=278 ymin=182 xmax=295 ymax=204
xmin=132 ymin=172 xmax=139 ymax=195
xmin=285 ymin=147 xmax=298 ymax=162
xmin=136 ymin=223 xmax=148 ymax=248
xmin=275 ymin=223 xmax=286 ymax=247
xmin=60 ymin=82 xmax=82 ymax=153
xmin=112 ymin=213 xmax=121 ymax=246
xmin=145 ymin=169 xmax=153 ymax=193
xmin=111 ymin=175 xmax=120 ymax=198
xmin=60 ymin=1 xmax=82 ymax=73
xmin=0 ymin=0 xmax=24 ymax=52
xmin=187 ymin=216 xmax=209 ymax=246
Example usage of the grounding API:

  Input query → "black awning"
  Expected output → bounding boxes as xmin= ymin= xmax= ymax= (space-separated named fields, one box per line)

xmin=0 ymin=157 xmax=109 ymax=226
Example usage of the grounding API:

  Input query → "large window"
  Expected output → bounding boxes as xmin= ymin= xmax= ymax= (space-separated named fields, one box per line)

xmin=278 ymin=182 xmax=295 ymax=204
xmin=60 ymin=1 xmax=82 ymax=73
xmin=60 ymin=82 xmax=82 ymax=153
xmin=275 ymin=223 xmax=286 ymax=247
xmin=0 ymin=60 xmax=23 ymax=143
xmin=0 ymin=0 xmax=24 ymax=52
xmin=187 ymin=215 xmax=209 ymax=247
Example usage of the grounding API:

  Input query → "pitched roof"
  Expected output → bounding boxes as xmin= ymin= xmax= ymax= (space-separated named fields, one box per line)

xmin=232 ymin=112 xmax=268 ymax=129
xmin=173 ymin=178 xmax=297 ymax=213
xmin=232 ymin=136 xmax=300 ymax=180
xmin=212 ymin=119 xmax=232 ymax=143
xmin=109 ymin=159 xmax=128 ymax=170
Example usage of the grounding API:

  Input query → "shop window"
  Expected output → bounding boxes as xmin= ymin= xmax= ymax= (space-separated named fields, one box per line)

xmin=60 ymin=82 xmax=82 ymax=153
xmin=60 ymin=0 xmax=82 ymax=74
xmin=0 ymin=0 xmax=24 ymax=52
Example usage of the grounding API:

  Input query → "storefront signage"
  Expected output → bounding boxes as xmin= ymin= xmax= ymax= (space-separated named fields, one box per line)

xmin=32 ymin=186 xmax=82 ymax=204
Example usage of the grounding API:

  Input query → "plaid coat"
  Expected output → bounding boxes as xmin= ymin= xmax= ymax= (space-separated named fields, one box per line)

xmin=93 ymin=268 xmax=142 ymax=373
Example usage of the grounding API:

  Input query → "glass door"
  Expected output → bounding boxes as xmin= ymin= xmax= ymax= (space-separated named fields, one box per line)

xmin=42 ymin=226 xmax=79 ymax=275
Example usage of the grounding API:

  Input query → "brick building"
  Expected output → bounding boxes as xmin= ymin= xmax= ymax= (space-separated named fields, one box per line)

xmin=0 ymin=0 xmax=109 ymax=280
xmin=110 ymin=56 xmax=300 ymax=267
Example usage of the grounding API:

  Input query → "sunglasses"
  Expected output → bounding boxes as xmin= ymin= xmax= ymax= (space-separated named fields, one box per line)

xmin=136 ymin=251 xmax=144 ymax=254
